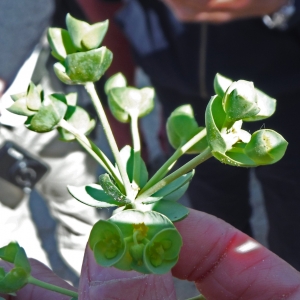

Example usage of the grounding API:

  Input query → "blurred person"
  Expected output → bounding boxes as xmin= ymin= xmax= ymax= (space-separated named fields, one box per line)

xmin=0 ymin=0 xmax=106 ymax=284
xmin=77 ymin=0 xmax=300 ymax=271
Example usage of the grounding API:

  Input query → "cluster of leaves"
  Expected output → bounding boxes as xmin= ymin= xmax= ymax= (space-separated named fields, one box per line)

xmin=2 ymin=13 xmax=288 ymax=286
xmin=7 ymin=83 xmax=94 ymax=139
xmin=0 ymin=242 xmax=31 ymax=296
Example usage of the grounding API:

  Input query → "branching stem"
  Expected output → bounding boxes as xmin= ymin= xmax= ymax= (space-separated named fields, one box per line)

xmin=137 ymin=147 xmax=212 ymax=200
xmin=139 ymin=128 xmax=207 ymax=194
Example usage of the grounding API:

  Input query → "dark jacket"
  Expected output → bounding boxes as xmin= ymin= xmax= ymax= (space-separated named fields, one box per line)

xmin=116 ymin=0 xmax=300 ymax=99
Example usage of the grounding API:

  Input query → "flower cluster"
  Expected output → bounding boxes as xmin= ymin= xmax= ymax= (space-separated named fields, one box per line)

xmin=89 ymin=210 xmax=182 ymax=274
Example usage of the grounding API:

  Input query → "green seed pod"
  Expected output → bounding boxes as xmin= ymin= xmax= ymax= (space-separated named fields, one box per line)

xmin=244 ymin=129 xmax=288 ymax=165
xmin=223 ymin=80 xmax=260 ymax=121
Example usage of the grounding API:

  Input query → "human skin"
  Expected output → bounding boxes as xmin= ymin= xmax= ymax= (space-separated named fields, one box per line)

xmin=78 ymin=209 xmax=300 ymax=300
xmin=161 ymin=0 xmax=289 ymax=22
xmin=2 ymin=208 xmax=300 ymax=299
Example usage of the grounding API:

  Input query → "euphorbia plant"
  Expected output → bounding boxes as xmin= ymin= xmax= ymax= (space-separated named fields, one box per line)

xmin=0 ymin=14 xmax=287 ymax=298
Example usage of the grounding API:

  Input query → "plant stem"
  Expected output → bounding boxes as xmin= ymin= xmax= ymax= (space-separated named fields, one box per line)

xmin=27 ymin=276 xmax=78 ymax=298
xmin=130 ymin=113 xmax=141 ymax=196
xmin=139 ymin=128 xmax=207 ymax=194
xmin=84 ymin=82 xmax=132 ymax=197
xmin=137 ymin=147 xmax=212 ymax=200
xmin=59 ymin=119 xmax=124 ymax=192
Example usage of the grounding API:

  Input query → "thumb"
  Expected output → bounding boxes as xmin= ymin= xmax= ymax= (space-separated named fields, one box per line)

xmin=78 ymin=246 xmax=176 ymax=300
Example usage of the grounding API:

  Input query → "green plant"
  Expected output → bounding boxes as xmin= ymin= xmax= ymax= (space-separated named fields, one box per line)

xmin=0 ymin=14 xmax=287 ymax=298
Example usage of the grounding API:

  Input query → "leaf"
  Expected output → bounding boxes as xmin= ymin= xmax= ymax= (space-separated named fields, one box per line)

xmin=243 ymin=88 xmax=276 ymax=121
xmin=0 ymin=268 xmax=28 ymax=294
xmin=58 ymin=106 xmax=95 ymax=141
xmin=163 ymin=181 xmax=189 ymax=201
xmin=89 ymin=220 xmax=126 ymax=267
xmin=144 ymin=228 xmax=182 ymax=274
xmin=0 ymin=242 xmax=20 ymax=263
xmin=0 ymin=243 xmax=30 ymax=294
xmin=26 ymin=94 xmax=67 ymax=132
xmin=10 ymin=91 xmax=27 ymax=102
xmin=205 ymin=95 xmax=227 ymax=153
xmin=244 ymin=129 xmax=288 ymax=165
xmin=26 ymin=82 xmax=42 ymax=111
xmin=109 ymin=210 xmax=174 ymax=239
xmin=67 ymin=183 xmax=120 ymax=208
xmin=213 ymin=73 xmax=233 ymax=98
xmin=53 ymin=62 xmax=74 ymax=85
xmin=82 ymin=20 xmax=109 ymax=50
xmin=65 ymin=47 xmax=113 ymax=83
xmin=119 ymin=145 xmax=148 ymax=188
xmin=152 ymin=200 xmax=189 ymax=222
xmin=166 ymin=105 xmax=207 ymax=153
xmin=14 ymin=248 xmax=31 ymax=274
xmin=99 ymin=174 xmax=131 ymax=204
xmin=212 ymin=150 xmax=256 ymax=167
xmin=6 ymin=98 xmax=36 ymax=117
xmin=65 ymin=92 xmax=78 ymax=106
xmin=222 ymin=80 xmax=260 ymax=121
xmin=66 ymin=13 xmax=90 ymax=50
xmin=104 ymin=72 xmax=127 ymax=94
xmin=107 ymin=87 xmax=155 ymax=123
xmin=152 ymin=171 xmax=194 ymax=198
xmin=47 ymin=28 xmax=76 ymax=61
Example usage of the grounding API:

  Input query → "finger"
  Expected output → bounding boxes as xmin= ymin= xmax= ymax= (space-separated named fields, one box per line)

xmin=78 ymin=246 xmax=176 ymax=300
xmin=0 ymin=259 xmax=76 ymax=300
xmin=173 ymin=209 xmax=300 ymax=299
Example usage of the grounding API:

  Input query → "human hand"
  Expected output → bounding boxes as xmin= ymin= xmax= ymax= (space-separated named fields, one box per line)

xmin=3 ymin=208 xmax=300 ymax=299
xmin=79 ymin=208 xmax=300 ymax=299
xmin=161 ymin=0 xmax=288 ymax=23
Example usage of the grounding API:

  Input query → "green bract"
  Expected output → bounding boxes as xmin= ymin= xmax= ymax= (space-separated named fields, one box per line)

xmin=89 ymin=210 xmax=182 ymax=274
xmin=205 ymin=80 xmax=287 ymax=167
xmin=54 ymin=47 xmax=113 ymax=84
xmin=58 ymin=93 xmax=95 ymax=141
xmin=0 ymin=242 xmax=31 ymax=294
xmin=107 ymin=85 xmax=155 ymax=123
xmin=244 ymin=129 xmax=288 ymax=165
xmin=166 ymin=104 xmax=208 ymax=153
xmin=8 ymin=82 xmax=43 ymax=117
xmin=66 ymin=14 xmax=108 ymax=51
xmin=48 ymin=14 xmax=112 ymax=84
xmin=223 ymin=80 xmax=260 ymax=121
